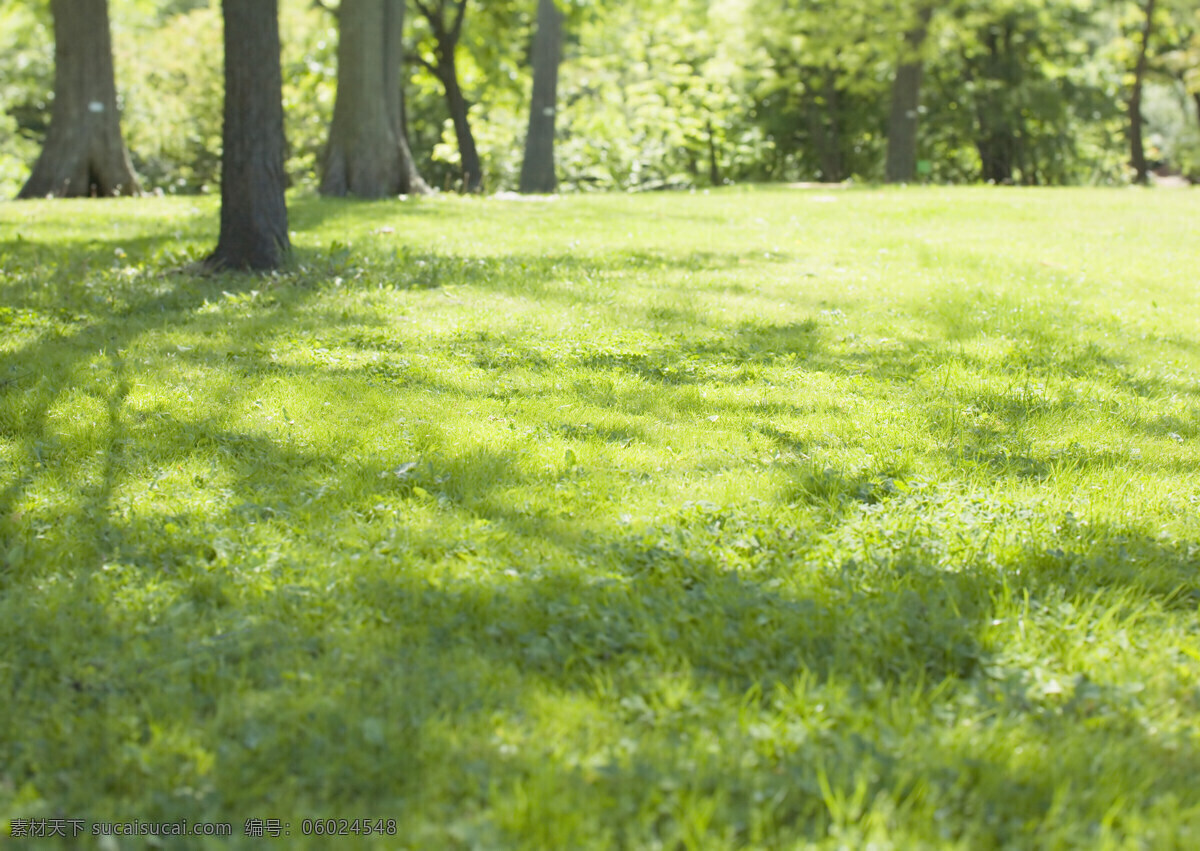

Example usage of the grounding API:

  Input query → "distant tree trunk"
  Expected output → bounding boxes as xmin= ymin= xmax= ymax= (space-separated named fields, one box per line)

xmin=807 ymin=69 xmax=843 ymax=182
xmin=321 ymin=0 xmax=430 ymax=197
xmin=1129 ymin=0 xmax=1157 ymax=184
xmin=885 ymin=5 xmax=933 ymax=184
xmin=413 ymin=0 xmax=483 ymax=192
xmin=976 ymin=117 xmax=1016 ymax=184
xmin=706 ymin=119 xmax=721 ymax=186
xmin=439 ymin=57 xmax=483 ymax=192
xmin=17 ymin=0 xmax=139 ymax=199
xmin=519 ymin=0 xmax=563 ymax=194
xmin=971 ymin=19 xmax=1019 ymax=184
xmin=204 ymin=0 xmax=290 ymax=271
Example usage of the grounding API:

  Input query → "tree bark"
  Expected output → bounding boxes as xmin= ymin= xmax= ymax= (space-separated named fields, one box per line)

xmin=438 ymin=39 xmax=483 ymax=192
xmin=518 ymin=0 xmax=563 ymax=194
xmin=884 ymin=5 xmax=933 ymax=184
xmin=17 ymin=0 xmax=139 ymax=199
xmin=386 ymin=3 xmax=431 ymax=196
xmin=204 ymin=0 xmax=290 ymax=271
xmin=1129 ymin=0 xmax=1157 ymax=184
xmin=321 ymin=0 xmax=430 ymax=197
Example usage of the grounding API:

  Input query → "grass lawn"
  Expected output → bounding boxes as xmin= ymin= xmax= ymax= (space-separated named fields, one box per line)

xmin=2 ymin=186 xmax=1199 ymax=849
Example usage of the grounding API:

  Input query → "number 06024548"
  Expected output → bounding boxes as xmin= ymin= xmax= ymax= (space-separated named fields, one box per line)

xmin=300 ymin=819 xmax=397 ymax=836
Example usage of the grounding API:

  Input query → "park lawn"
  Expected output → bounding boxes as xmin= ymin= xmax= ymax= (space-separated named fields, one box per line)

xmin=1 ymin=186 xmax=1199 ymax=849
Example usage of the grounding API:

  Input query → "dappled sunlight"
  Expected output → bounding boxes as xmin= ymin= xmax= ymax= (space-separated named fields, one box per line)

xmin=3 ymin=188 xmax=1200 ymax=844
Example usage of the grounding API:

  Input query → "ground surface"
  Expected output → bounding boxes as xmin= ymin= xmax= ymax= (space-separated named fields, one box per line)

xmin=2 ymin=187 xmax=1199 ymax=848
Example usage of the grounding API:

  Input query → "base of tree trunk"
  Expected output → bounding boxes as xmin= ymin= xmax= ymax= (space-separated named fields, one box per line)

xmin=206 ymin=0 xmax=291 ymax=272
xmin=318 ymin=0 xmax=431 ymax=199
xmin=16 ymin=0 xmax=139 ymax=200
xmin=18 ymin=148 xmax=140 ymax=199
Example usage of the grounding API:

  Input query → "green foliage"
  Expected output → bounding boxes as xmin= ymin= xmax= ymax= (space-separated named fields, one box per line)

xmin=117 ymin=4 xmax=225 ymax=193
xmin=1140 ymin=2 xmax=1200 ymax=179
xmin=0 ymin=2 xmax=52 ymax=196
xmin=921 ymin=0 xmax=1129 ymax=184
xmin=744 ymin=0 xmax=896 ymax=182
xmin=3 ymin=188 xmax=1200 ymax=844
xmin=280 ymin=7 xmax=338 ymax=190
xmin=404 ymin=0 xmax=531 ymax=191
xmin=556 ymin=0 xmax=761 ymax=189
xmin=2 ymin=0 xmax=1198 ymax=195
xmin=1144 ymin=80 xmax=1200 ymax=178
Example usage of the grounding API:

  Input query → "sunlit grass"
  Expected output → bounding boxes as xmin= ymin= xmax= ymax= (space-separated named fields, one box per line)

xmin=2 ymin=186 xmax=1199 ymax=848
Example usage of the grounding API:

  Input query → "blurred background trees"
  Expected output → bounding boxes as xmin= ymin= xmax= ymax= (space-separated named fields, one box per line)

xmin=2 ymin=0 xmax=1198 ymax=199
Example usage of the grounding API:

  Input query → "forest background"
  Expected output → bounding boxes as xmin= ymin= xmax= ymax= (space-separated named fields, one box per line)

xmin=1 ymin=0 xmax=1198 ymax=201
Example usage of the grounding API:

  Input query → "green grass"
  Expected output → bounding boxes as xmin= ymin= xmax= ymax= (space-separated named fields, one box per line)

xmin=2 ymin=186 xmax=1199 ymax=849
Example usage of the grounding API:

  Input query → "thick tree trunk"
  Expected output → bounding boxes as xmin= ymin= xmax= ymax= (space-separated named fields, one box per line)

xmin=440 ymin=50 xmax=483 ymax=193
xmin=518 ymin=0 xmax=563 ymax=194
xmin=884 ymin=5 xmax=933 ymax=184
xmin=1129 ymin=0 xmax=1157 ymax=184
xmin=321 ymin=0 xmax=430 ymax=197
xmin=17 ymin=0 xmax=139 ymax=199
xmin=204 ymin=0 xmax=290 ymax=271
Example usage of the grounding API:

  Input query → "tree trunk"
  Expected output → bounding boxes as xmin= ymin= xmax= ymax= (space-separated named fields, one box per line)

xmin=1129 ymin=0 xmax=1157 ymax=185
xmin=518 ymin=0 xmax=563 ymax=194
xmin=386 ymin=2 xmax=430 ymax=196
xmin=884 ymin=5 xmax=933 ymax=184
xmin=973 ymin=22 xmax=1018 ymax=184
xmin=706 ymin=119 xmax=721 ymax=186
xmin=412 ymin=0 xmax=482 ymax=192
xmin=321 ymin=0 xmax=430 ymax=197
xmin=399 ymin=78 xmax=419 ymax=177
xmin=807 ymin=70 xmax=843 ymax=182
xmin=17 ymin=0 xmax=139 ymax=199
xmin=204 ymin=0 xmax=290 ymax=271
xmin=439 ymin=46 xmax=483 ymax=193
xmin=976 ymin=120 xmax=1016 ymax=184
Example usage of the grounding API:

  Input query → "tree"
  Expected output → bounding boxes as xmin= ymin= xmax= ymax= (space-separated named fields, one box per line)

xmin=885 ymin=4 xmax=933 ymax=183
xmin=926 ymin=0 xmax=1108 ymax=185
xmin=17 ymin=0 xmax=138 ymax=199
xmin=518 ymin=0 xmax=563 ymax=193
xmin=747 ymin=0 xmax=891 ymax=182
xmin=1129 ymin=0 xmax=1158 ymax=183
xmin=412 ymin=0 xmax=484 ymax=192
xmin=321 ymin=0 xmax=431 ymax=197
xmin=203 ymin=0 xmax=290 ymax=271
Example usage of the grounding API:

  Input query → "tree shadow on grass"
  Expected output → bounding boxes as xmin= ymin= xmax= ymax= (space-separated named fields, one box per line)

xmin=11 ymin=431 xmax=1195 ymax=845
xmin=9 ymin=456 xmax=1199 ymax=845
xmin=3 ymin=228 xmax=1200 ymax=846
